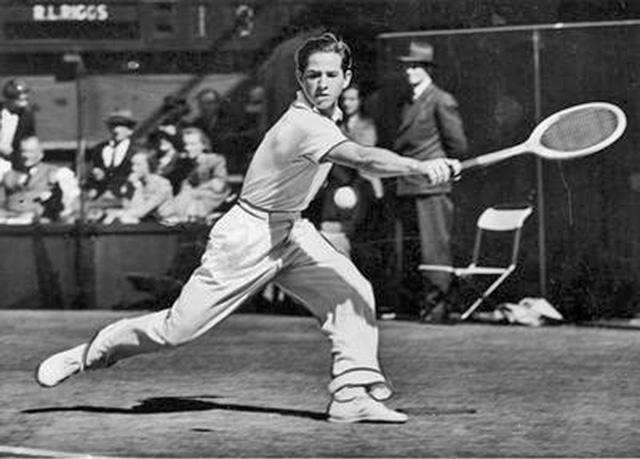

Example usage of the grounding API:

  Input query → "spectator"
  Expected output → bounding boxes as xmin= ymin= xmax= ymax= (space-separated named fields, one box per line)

xmin=318 ymin=84 xmax=382 ymax=257
xmin=0 ymin=136 xmax=79 ymax=223
xmin=339 ymin=84 xmax=384 ymax=199
xmin=158 ymin=94 xmax=190 ymax=129
xmin=85 ymin=109 xmax=137 ymax=209
xmin=161 ymin=127 xmax=230 ymax=223
xmin=148 ymin=126 xmax=192 ymax=195
xmin=189 ymin=88 xmax=225 ymax=152
xmin=314 ymin=85 xmax=397 ymax=319
xmin=0 ymin=79 xmax=36 ymax=169
xmin=103 ymin=149 xmax=173 ymax=225
xmin=340 ymin=85 xmax=377 ymax=147
xmin=394 ymin=41 xmax=468 ymax=323
xmin=227 ymin=84 xmax=267 ymax=174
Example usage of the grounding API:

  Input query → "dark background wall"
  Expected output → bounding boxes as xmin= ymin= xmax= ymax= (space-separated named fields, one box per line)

xmin=376 ymin=22 xmax=640 ymax=320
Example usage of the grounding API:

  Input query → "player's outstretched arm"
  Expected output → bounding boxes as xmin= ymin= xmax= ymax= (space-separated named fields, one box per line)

xmin=325 ymin=141 xmax=460 ymax=184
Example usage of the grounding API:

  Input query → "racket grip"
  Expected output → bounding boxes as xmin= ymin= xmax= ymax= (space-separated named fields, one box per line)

xmin=447 ymin=162 xmax=461 ymax=181
xmin=461 ymin=155 xmax=496 ymax=171
xmin=461 ymin=145 xmax=526 ymax=171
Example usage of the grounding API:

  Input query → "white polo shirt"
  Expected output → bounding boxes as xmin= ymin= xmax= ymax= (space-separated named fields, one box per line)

xmin=240 ymin=91 xmax=348 ymax=212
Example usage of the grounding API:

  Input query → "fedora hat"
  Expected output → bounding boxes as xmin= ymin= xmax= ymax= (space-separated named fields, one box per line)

xmin=106 ymin=109 xmax=137 ymax=128
xmin=398 ymin=41 xmax=436 ymax=65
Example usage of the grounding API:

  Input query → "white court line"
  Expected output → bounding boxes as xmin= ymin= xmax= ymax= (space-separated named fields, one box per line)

xmin=0 ymin=445 xmax=98 ymax=458
xmin=0 ymin=445 xmax=216 ymax=459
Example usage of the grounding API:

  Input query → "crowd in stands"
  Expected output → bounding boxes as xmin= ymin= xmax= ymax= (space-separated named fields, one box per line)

xmin=0 ymin=39 xmax=465 ymax=324
xmin=0 ymin=79 xmax=265 ymax=225
xmin=0 ymin=75 xmax=396 ymax=243
xmin=0 ymin=77 xmax=391 ymax=240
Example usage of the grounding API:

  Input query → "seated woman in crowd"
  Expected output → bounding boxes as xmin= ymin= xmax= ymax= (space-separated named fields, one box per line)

xmin=317 ymin=84 xmax=383 ymax=256
xmin=0 ymin=136 xmax=79 ymax=224
xmin=103 ymin=149 xmax=173 ymax=225
xmin=160 ymin=127 xmax=230 ymax=223
xmin=149 ymin=126 xmax=192 ymax=195
xmin=339 ymin=84 xmax=383 ymax=199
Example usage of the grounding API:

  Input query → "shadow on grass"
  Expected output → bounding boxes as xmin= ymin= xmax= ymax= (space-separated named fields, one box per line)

xmin=22 ymin=395 xmax=326 ymax=421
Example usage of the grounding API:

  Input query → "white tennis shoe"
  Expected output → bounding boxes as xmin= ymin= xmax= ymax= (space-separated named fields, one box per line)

xmin=327 ymin=394 xmax=408 ymax=423
xmin=35 ymin=344 xmax=87 ymax=388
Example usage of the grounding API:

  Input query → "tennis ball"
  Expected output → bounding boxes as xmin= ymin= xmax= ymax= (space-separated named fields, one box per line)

xmin=333 ymin=186 xmax=358 ymax=209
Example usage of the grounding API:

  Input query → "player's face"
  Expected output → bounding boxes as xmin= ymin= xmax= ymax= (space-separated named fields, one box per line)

xmin=403 ymin=63 xmax=430 ymax=87
xmin=20 ymin=137 xmax=43 ymax=168
xmin=131 ymin=153 xmax=150 ymax=179
xmin=340 ymin=87 xmax=361 ymax=116
xmin=297 ymin=51 xmax=351 ymax=116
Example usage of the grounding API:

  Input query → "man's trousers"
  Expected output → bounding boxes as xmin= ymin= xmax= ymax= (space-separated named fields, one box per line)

xmin=84 ymin=202 xmax=391 ymax=397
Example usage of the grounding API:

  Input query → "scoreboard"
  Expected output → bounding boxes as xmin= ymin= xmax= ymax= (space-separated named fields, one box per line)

xmin=0 ymin=0 xmax=241 ymax=51
xmin=4 ymin=2 xmax=140 ymax=41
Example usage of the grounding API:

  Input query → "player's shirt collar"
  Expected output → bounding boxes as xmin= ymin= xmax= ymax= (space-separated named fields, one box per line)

xmin=293 ymin=91 xmax=343 ymax=124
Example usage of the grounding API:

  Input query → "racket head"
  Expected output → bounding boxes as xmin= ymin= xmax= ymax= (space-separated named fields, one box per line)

xmin=527 ymin=102 xmax=627 ymax=160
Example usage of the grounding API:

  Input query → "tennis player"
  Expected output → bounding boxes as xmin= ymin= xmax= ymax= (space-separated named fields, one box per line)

xmin=36 ymin=33 xmax=460 ymax=424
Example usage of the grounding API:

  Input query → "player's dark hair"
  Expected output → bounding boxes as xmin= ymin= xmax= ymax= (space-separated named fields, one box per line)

xmin=295 ymin=33 xmax=352 ymax=74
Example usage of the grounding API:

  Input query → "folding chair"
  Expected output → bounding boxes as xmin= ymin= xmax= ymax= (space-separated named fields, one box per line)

xmin=419 ymin=205 xmax=533 ymax=321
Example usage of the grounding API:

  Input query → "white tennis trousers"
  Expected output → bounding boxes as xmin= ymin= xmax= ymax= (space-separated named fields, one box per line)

xmin=84 ymin=202 xmax=391 ymax=397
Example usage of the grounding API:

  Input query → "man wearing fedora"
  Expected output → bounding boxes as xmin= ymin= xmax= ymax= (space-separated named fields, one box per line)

xmin=85 ymin=109 xmax=138 ymax=209
xmin=393 ymin=41 xmax=468 ymax=323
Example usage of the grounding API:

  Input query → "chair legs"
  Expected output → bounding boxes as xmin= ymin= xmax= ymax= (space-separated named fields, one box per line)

xmin=459 ymin=267 xmax=515 ymax=320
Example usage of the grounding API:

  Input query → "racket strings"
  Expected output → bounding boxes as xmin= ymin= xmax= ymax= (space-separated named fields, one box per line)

xmin=540 ymin=108 xmax=619 ymax=152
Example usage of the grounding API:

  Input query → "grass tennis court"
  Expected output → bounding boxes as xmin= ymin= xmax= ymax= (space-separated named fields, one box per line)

xmin=2 ymin=310 xmax=640 ymax=458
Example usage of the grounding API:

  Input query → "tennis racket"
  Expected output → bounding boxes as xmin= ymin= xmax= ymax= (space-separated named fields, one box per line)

xmin=460 ymin=102 xmax=627 ymax=172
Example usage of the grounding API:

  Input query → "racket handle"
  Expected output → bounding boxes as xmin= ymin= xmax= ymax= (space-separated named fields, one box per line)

xmin=461 ymin=144 xmax=527 ymax=172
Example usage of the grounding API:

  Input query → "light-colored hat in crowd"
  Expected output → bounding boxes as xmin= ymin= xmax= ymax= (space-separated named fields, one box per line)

xmin=397 ymin=41 xmax=436 ymax=65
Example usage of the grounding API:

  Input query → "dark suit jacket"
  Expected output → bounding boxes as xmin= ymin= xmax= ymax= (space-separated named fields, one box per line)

xmin=394 ymin=84 xmax=468 ymax=195
xmin=85 ymin=139 xmax=135 ymax=199
xmin=0 ymin=103 xmax=36 ymax=168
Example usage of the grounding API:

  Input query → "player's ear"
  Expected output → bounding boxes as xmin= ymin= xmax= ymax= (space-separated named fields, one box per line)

xmin=295 ymin=70 xmax=303 ymax=87
xmin=343 ymin=69 xmax=352 ymax=89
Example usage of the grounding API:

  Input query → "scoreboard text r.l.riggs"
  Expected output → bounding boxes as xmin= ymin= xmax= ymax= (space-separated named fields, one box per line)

xmin=32 ymin=3 xmax=110 ymax=22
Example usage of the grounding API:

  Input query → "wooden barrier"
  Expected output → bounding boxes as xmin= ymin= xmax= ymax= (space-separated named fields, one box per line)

xmin=0 ymin=222 xmax=210 ymax=309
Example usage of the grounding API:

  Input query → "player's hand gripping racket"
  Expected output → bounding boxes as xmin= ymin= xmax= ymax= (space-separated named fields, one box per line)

xmin=459 ymin=102 xmax=627 ymax=173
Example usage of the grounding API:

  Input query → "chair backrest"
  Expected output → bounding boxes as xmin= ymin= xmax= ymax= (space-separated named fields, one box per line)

xmin=471 ymin=205 xmax=533 ymax=267
xmin=477 ymin=206 xmax=533 ymax=231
